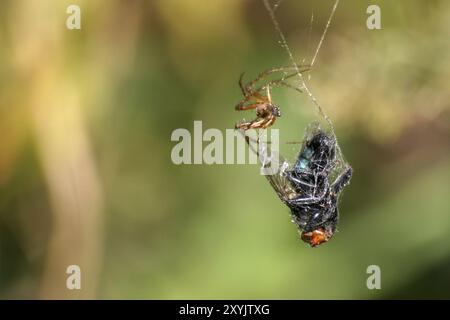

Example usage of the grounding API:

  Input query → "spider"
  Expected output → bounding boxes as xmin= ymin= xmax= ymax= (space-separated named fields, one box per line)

xmin=235 ymin=65 xmax=310 ymax=130
xmin=263 ymin=124 xmax=352 ymax=247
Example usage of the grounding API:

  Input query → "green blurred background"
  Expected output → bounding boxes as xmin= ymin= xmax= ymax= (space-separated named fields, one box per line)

xmin=0 ymin=0 xmax=449 ymax=299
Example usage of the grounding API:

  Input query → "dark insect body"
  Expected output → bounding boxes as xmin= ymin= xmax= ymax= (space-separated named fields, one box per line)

xmin=265 ymin=127 xmax=352 ymax=247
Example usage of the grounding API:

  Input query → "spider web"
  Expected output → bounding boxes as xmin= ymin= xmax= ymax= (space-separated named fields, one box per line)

xmin=259 ymin=0 xmax=349 ymax=183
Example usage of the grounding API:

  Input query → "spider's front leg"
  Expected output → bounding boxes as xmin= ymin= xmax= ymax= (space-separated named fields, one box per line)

xmin=245 ymin=65 xmax=311 ymax=90
xmin=238 ymin=72 xmax=253 ymax=96
xmin=235 ymin=117 xmax=267 ymax=130
xmin=235 ymin=102 xmax=260 ymax=112
xmin=235 ymin=89 xmax=269 ymax=110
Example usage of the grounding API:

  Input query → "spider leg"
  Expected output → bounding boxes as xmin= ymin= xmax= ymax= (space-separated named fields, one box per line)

xmin=245 ymin=115 xmax=276 ymax=130
xmin=261 ymin=115 xmax=277 ymax=129
xmin=266 ymin=85 xmax=272 ymax=103
xmin=236 ymin=65 xmax=309 ymax=112
xmin=235 ymin=102 xmax=259 ymax=111
xmin=244 ymin=64 xmax=310 ymax=90
xmin=235 ymin=90 xmax=269 ymax=109
xmin=254 ymin=73 xmax=304 ymax=95
xmin=269 ymin=79 xmax=304 ymax=94
xmin=238 ymin=72 xmax=248 ymax=96
xmin=235 ymin=117 xmax=265 ymax=130
xmin=248 ymin=118 xmax=269 ymax=129
xmin=235 ymin=121 xmax=252 ymax=130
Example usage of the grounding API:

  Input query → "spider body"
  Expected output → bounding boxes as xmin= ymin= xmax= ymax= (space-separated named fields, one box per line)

xmin=235 ymin=75 xmax=281 ymax=130
xmin=235 ymin=92 xmax=281 ymax=130
xmin=235 ymin=66 xmax=309 ymax=130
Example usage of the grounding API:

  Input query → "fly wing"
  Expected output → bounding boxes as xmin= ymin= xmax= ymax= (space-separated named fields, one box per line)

xmin=258 ymin=142 xmax=298 ymax=204
xmin=238 ymin=129 xmax=298 ymax=204
xmin=264 ymin=164 xmax=298 ymax=204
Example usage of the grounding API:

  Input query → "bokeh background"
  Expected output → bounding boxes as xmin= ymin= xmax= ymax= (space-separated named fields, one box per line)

xmin=1 ymin=0 xmax=449 ymax=299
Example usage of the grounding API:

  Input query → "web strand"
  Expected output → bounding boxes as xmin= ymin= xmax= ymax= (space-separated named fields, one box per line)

xmin=272 ymin=0 xmax=285 ymax=12
xmin=261 ymin=0 xmax=343 ymax=158
xmin=311 ymin=0 xmax=340 ymax=68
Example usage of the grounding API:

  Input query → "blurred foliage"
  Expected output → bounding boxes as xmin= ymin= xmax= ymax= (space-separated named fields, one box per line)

xmin=0 ymin=0 xmax=449 ymax=299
